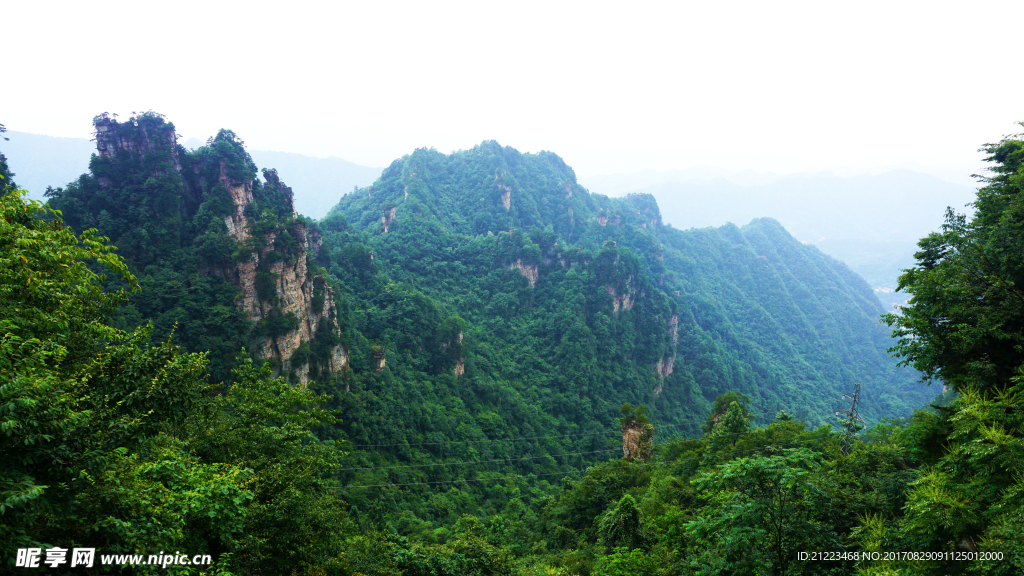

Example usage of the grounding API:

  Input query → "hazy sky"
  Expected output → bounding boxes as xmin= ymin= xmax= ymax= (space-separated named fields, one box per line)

xmin=6 ymin=1 xmax=1023 ymax=178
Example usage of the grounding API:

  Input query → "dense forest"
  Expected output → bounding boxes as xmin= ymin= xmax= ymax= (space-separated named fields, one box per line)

xmin=3 ymin=112 xmax=1021 ymax=575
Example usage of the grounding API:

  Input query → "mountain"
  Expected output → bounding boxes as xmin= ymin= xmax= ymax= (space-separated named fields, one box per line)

xmin=27 ymin=115 xmax=931 ymax=517
xmin=247 ymin=150 xmax=382 ymax=219
xmin=580 ymin=167 xmax=787 ymax=194
xmin=2 ymin=131 xmax=381 ymax=219
xmin=3 ymin=114 xmax=947 ymax=573
xmin=327 ymin=141 xmax=933 ymax=432
xmin=0 ymin=130 xmax=95 ymax=198
xmin=582 ymin=169 xmax=978 ymax=310
xmin=6 ymin=111 xmax=1017 ymax=575
xmin=45 ymin=114 xmax=347 ymax=385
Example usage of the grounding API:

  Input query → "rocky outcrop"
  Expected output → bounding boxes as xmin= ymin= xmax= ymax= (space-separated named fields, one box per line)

xmin=499 ymin=184 xmax=511 ymax=210
xmin=622 ymin=419 xmax=654 ymax=461
xmin=87 ymin=114 xmax=346 ymax=386
xmin=494 ymin=170 xmax=512 ymax=210
xmin=371 ymin=346 xmax=386 ymax=373
xmin=509 ymin=259 xmax=539 ymax=288
xmin=605 ymin=286 xmax=635 ymax=313
xmin=626 ymin=192 xmax=661 ymax=229
xmin=93 ymin=114 xmax=182 ymax=191
xmin=653 ymin=314 xmax=679 ymax=396
xmin=212 ymin=166 xmax=347 ymax=386
xmin=655 ymin=356 xmax=675 ymax=378
xmin=382 ymin=206 xmax=396 ymax=232
xmin=94 ymin=113 xmax=181 ymax=176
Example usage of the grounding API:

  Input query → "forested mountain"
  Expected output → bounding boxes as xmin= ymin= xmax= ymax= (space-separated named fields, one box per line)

xmin=329 ymin=141 xmax=932 ymax=431
xmin=582 ymin=169 xmax=978 ymax=311
xmin=45 ymin=114 xmax=348 ymax=386
xmin=1 ymin=130 xmax=382 ymax=216
xmin=5 ymin=111 xmax=969 ymax=575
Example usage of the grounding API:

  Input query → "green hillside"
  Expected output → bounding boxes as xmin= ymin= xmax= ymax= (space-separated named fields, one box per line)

xmin=5 ymin=113 xmax=967 ymax=575
xmin=328 ymin=141 xmax=931 ymax=432
xmin=37 ymin=120 xmax=932 ymax=519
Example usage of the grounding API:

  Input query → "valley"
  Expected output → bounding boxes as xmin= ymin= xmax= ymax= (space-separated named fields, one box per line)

xmin=5 ymin=112 xmax=1019 ymax=576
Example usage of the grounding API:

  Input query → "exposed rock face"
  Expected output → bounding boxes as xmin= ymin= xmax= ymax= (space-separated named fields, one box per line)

xmin=605 ymin=286 xmax=635 ymax=313
xmin=372 ymin=346 xmax=386 ymax=373
xmin=509 ymin=259 xmax=539 ymax=288
xmin=494 ymin=170 xmax=512 ymax=210
xmin=453 ymin=357 xmax=465 ymax=377
xmin=499 ymin=184 xmax=511 ymax=210
xmin=655 ymin=356 xmax=675 ymax=378
xmin=626 ymin=192 xmax=661 ymax=228
xmin=94 ymin=114 xmax=181 ymax=176
xmin=211 ymin=165 xmax=346 ymax=386
xmin=86 ymin=115 xmax=345 ymax=386
xmin=595 ymin=209 xmax=621 ymax=227
xmin=382 ymin=206 xmax=396 ymax=232
xmin=654 ymin=314 xmax=679 ymax=397
xmin=622 ymin=419 xmax=654 ymax=461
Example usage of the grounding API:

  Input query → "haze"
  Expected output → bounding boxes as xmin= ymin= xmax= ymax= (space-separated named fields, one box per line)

xmin=6 ymin=0 xmax=1023 ymax=180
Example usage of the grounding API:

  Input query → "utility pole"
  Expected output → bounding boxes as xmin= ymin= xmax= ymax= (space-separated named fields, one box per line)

xmin=836 ymin=382 xmax=866 ymax=456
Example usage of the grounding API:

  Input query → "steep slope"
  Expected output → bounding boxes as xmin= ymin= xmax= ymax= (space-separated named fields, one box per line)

xmin=328 ymin=141 xmax=932 ymax=428
xmin=594 ymin=171 xmax=977 ymax=310
xmin=47 ymin=113 xmax=346 ymax=384
xmin=23 ymin=120 xmax=937 ymax=532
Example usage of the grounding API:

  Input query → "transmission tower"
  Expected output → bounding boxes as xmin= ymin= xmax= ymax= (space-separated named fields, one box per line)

xmin=836 ymin=382 xmax=866 ymax=456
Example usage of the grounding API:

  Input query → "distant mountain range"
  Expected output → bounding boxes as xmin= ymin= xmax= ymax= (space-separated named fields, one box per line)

xmin=183 ymin=138 xmax=383 ymax=219
xmin=2 ymin=130 xmax=979 ymax=308
xmin=0 ymin=131 xmax=383 ymax=220
xmin=580 ymin=169 xmax=980 ymax=310
xmin=1 ymin=131 xmax=95 ymax=199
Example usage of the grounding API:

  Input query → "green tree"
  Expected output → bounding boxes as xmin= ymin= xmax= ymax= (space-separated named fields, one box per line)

xmin=186 ymin=356 xmax=349 ymax=574
xmin=884 ymin=126 xmax=1024 ymax=391
xmin=0 ymin=185 xmax=351 ymax=574
xmin=597 ymin=494 xmax=649 ymax=552
xmin=594 ymin=547 xmax=659 ymax=576
xmin=876 ymin=125 xmax=1024 ymax=575
xmin=0 ymin=125 xmax=16 ymax=190
xmin=703 ymin=392 xmax=753 ymax=434
xmin=0 ymin=189 xmax=251 ymax=569
xmin=686 ymin=449 xmax=839 ymax=576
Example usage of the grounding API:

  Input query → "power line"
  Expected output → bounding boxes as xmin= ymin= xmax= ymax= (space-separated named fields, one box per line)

xmin=339 ymin=427 xmax=807 ymax=474
xmin=339 ymin=448 xmax=620 ymax=472
xmin=333 ymin=435 xmax=827 ymax=489
xmin=347 ymin=422 xmax=691 ymax=449
xmin=332 ymin=470 xmax=578 ymax=489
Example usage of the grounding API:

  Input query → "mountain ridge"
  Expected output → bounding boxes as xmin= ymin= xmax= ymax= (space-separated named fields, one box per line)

xmin=329 ymin=140 xmax=932 ymax=429
xmin=2 ymin=130 xmax=383 ymax=219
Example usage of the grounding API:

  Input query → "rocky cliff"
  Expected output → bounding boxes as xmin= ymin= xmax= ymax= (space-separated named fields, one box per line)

xmin=207 ymin=166 xmax=348 ymax=385
xmin=71 ymin=113 xmax=347 ymax=385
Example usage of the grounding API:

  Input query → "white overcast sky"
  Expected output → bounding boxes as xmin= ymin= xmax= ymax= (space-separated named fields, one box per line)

xmin=5 ymin=0 xmax=1023 ymax=178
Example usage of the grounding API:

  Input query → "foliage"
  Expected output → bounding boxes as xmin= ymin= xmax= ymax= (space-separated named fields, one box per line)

xmin=885 ymin=126 xmax=1024 ymax=391
xmin=8 ymin=111 xmax=1002 ymax=575
xmin=0 ymin=182 xmax=349 ymax=573
xmin=686 ymin=449 xmax=840 ymax=575
xmin=597 ymin=494 xmax=649 ymax=552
